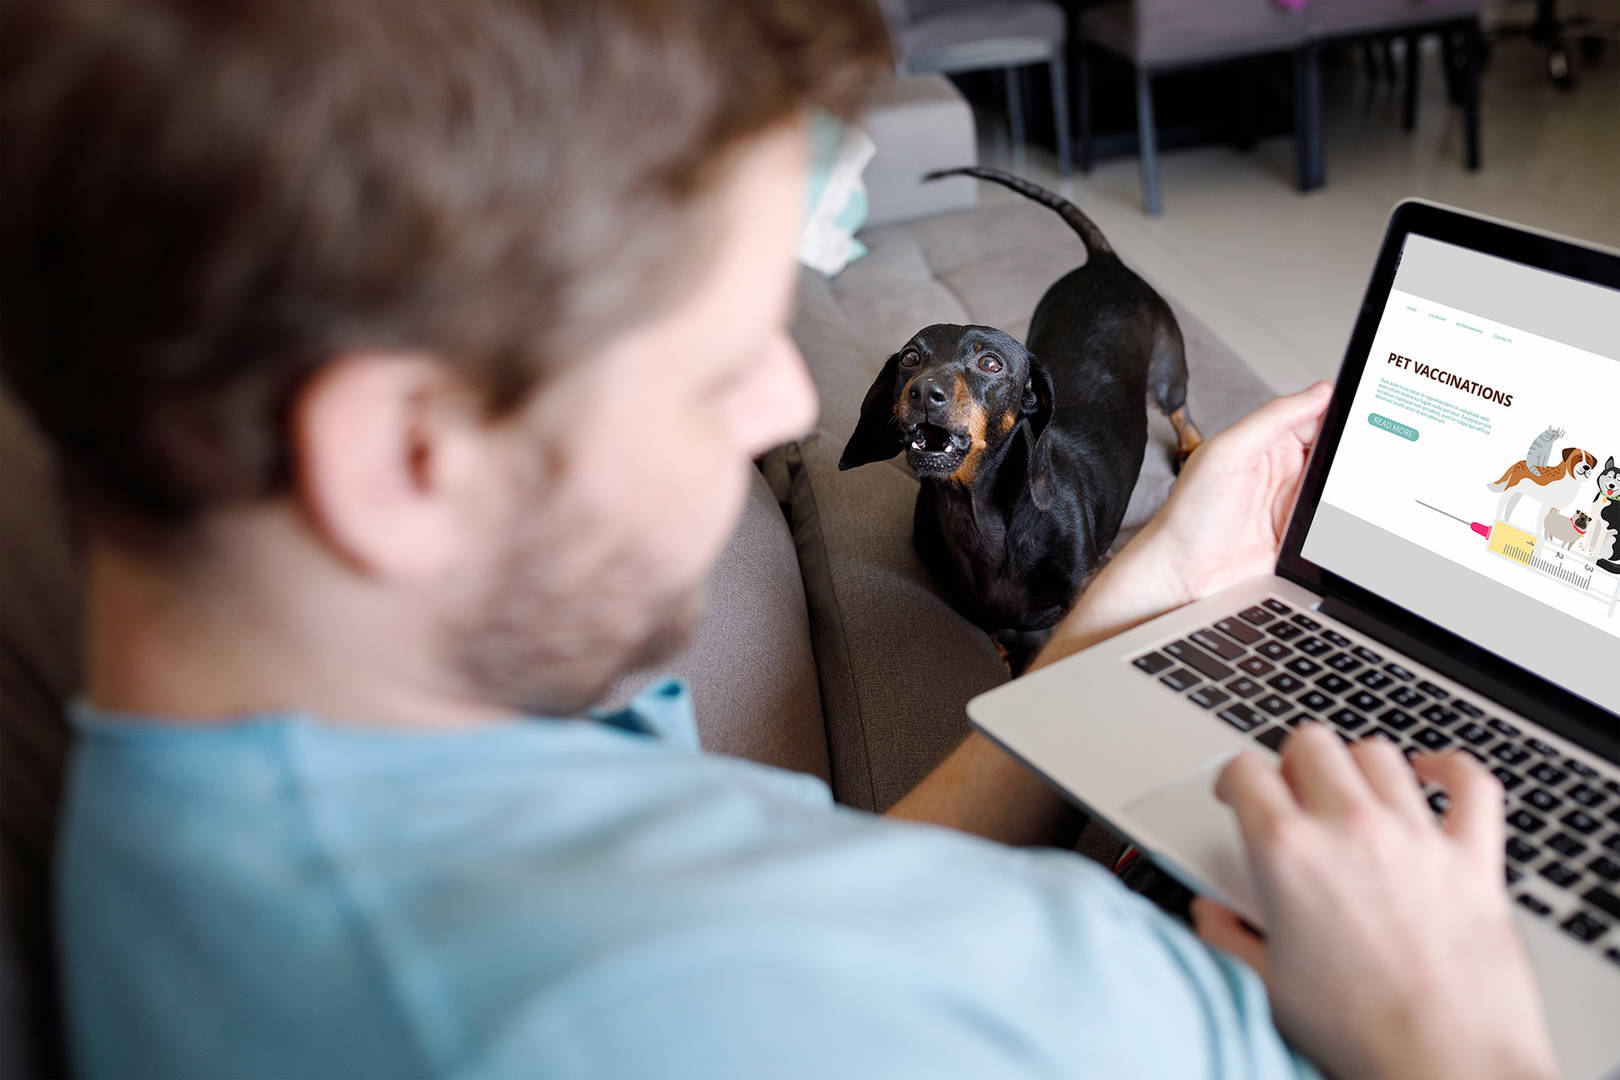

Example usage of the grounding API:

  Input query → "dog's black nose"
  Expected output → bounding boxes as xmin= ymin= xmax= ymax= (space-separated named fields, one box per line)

xmin=908 ymin=377 xmax=950 ymax=408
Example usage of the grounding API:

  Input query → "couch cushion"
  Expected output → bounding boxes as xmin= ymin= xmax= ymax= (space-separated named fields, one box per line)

xmin=782 ymin=201 xmax=1275 ymax=811
xmin=604 ymin=466 xmax=830 ymax=784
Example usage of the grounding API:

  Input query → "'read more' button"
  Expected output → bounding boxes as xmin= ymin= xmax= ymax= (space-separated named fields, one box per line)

xmin=1367 ymin=413 xmax=1419 ymax=441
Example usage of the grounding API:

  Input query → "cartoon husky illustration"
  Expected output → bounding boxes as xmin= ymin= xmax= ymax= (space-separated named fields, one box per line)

xmin=1593 ymin=456 xmax=1620 ymax=573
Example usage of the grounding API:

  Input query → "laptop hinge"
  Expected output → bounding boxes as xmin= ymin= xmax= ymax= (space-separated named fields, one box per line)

xmin=1317 ymin=595 xmax=1620 ymax=763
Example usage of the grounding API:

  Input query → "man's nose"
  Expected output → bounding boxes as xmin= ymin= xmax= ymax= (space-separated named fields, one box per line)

xmin=907 ymin=376 xmax=950 ymax=408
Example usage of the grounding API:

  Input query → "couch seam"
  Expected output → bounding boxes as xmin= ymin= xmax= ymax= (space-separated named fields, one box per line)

xmin=785 ymin=439 xmax=879 ymax=811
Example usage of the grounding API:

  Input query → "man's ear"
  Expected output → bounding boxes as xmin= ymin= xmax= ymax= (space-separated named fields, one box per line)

xmin=838 ymin=351 xmax=904 ymax=470
xmin=1017 ymin=358 xmax=1058 ymax=510
xmin=292 ymin=354 xmax=486 ymax=579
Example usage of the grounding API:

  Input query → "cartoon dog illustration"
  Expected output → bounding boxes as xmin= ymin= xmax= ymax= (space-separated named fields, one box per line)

xmin=1488 ymin=425 xmax=1597 ymax=527
xmin=1593 ymin=456 xmax=1620 ymax=573
xmin=1543 ymin=506 xmax=1593 ymax=551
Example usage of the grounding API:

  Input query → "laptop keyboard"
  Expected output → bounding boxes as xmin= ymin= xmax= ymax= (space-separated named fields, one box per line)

xmin=1132 ymin=596 xmax=1620 ymax=968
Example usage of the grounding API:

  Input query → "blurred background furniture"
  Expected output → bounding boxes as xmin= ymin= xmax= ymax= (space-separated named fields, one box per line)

xmin=1071 ymin=0 xmax=1486 ymax=215
xmin=1493 ymin=0 xmax=1620 ymax=88
xmin=878 ymin=0 xmax=1074 ymax=173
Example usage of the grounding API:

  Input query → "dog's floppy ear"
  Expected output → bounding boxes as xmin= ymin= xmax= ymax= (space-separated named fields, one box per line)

xmin=1004 ymin=357 xmax=1058 ymax=511
xmin=838 ymin=351 xmax=904 ymax=470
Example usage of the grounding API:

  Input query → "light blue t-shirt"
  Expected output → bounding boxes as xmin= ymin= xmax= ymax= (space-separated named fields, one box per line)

xmin=58 ymin=681 xmax=1318 ymax=1079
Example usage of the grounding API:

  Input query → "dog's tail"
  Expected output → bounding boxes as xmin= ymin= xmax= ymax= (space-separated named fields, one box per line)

xmin=924 ymin=166 xmax=1112 ymax=258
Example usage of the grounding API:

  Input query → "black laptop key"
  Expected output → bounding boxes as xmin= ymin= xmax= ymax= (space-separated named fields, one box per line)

xmin=1389 ymin=686 xmax=1425 ymax=709
xmin=1290 ymin=613 xmax=1321 ymax=631
xmin=1328 ymin=708 xmax=1368 ymax=732
xmin=1238 ymin=656 xmax=1275 ymax=677
xmin=1214 ymin=617 xmax=1265 ymax=646
xmin=1412 ymin=727 xmax=1452 ymax=751
xmin=1487 ymin=717 xmax=1522 ymax=738
xmin=1565 ymin=759 xmax=1598 ymax=780
xmin=1379 ymin=708 xmax=1418 ymax=732
xmin=1285 ymin=657 xmax=1322 ymax=678
xmin=1518 ymin=894 xmax=1552 ymax=917
xmin=1419 ymin=704 xmax=1458 ymax=727
xmin=1295 ymin=636 xmax=1332 ymax=658
xmin=1562 ymin=810 xmax=1601 ymax=836
xmin=1568 ymin=783 xmax=1609 ymax=809
xmin=1454 ymin=722 xmax=1491 ymax=746
xmin=1255 ymin=694 xmax=1293 ymax=718
xmin=1160 ymin=668 xmax=1201 ymax=692
xmin=1562 ymin=911 xmax=1610 ymax=943
xmin=1384 ymin=662 xmax=1415 ymax=681
xmin=1525 ymin=788 xmax=1563 ymax=813
xmin=1257 ymin=641 xmax=1293 ymax=662
xmin=1357 ymin=670 xmax=1394 ymax=691
xmin=1267 ymin=622 xmax=1304 ymax=642
xmin=1452 ymin=700 xmax=1485 ymax=719
xmin=1583 ymin=885 xmax=1620 ymax=922
xmin=1493 ymin=744 xmax=1532 ymax=766
xmin=1135 ymin=652 xmax=1174 ymax=675
xmin=1266 ymin=672 xmax=1305 ymax=694
xmin=1239 ymin=605 xmax=1275 ymax=626
xmin=1528 ymin=762 xmax=1567 ymax=786
xmin=1163 ymin=640 xmax=1234 ymax=681
xmin=1539 ymin=861 xmax=1581 ymax=889
xmin=1316 ymin=673 xmax=1353 ymax=696
xmin=1492 ymin=765 xmax=1525 ymax=791
xmin=1218 ymin=703 xmax=1264 ymax=733
xmin=1606 ymin=833 xmax=1620 ymax=855
xmin=1607 ymin=947 xmax=1620 ymax=968
xmin=1345 ymin=691 xmax=1382 ymax=712
xmin=1609 ymin=778 xmax=1620 ymax=795
xmin=1187 ymin=686 xmax=1230 ymax=710
xmin=1297 ymin=690 xmax=1333 ymax=712
xmin=1262 ymin=598 xmax=1293 ymax=616
xmin=1321 ymin=629 xmax=1351 ymax=648
xmin=1508 ymin=808 xmax=1546 ymax=834
xmin=1608 ymin=804 xmax=1620 ymax=828
xmin=1505 ymin=836 xmax=1539 ymax=863
xmin=1547 ymin=832 xmax=1587 ymax=859
xmin=1191 ymin=629 xmax=1246 ymax=662
xmin=1254 ymin=726 xmax=1289 ymax=752
xmin=1589 ymin=856 xmax=1620 ymax=883
xmin=1350 ymin=645 xmax=1383 ymax=665
xmin=1505 ymin=866 xmax=1523 ymax=886
xmin=1416 ymin=680 xmax=1449 ymax=699
xmin=1225 ymin=677 xmax=1263 ymax=699
xmin=1527 ymin=737 xmax=1560 ymax=759
xmin=1326 ymin=652 xmax=1362 ymax=674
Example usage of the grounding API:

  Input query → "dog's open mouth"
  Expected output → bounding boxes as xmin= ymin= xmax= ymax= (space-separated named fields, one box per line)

xmin=905 ymin=421 xmax=969 ymax=456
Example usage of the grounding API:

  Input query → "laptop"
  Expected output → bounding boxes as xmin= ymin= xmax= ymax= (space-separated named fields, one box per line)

xmin=968 ymin=199 xmax=1620 ymax=1079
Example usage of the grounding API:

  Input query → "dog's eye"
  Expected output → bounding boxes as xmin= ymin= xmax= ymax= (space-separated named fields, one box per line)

xmin=978 ymin=354 xmax=1003 ymax=373
xmin=900 ymin=350 xmax=921 ymax=368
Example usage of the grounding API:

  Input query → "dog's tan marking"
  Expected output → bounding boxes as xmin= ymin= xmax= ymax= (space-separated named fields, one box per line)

xmin=998 ymin=408 xmax=1018 ymax=439
xmin=948 ymin=375 xmax=990 ymax=486
xmin=1169 ymin=406 xmax=1204 ymax=466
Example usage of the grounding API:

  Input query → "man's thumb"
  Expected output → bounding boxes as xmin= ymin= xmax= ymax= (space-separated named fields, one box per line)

xmin=1191 ymin=896 xmax=1271 ymax=980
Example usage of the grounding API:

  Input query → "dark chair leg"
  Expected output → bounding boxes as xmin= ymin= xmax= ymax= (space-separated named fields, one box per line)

xmin=1076 ymin=44 xmax=1093 ymax=173
xmin=1234 ymin=59 xmax=1258 ymax=151
xmin=1462 ymin=20 xmax=1482 ymax=170
xmin=1135 ymin=66 xmax=1161 ymax=215
xmin=1292 ymin=43 xmax=1324 ymax=191
xmin=1049 ymin=51 xmax=1072 ymax=176
xmin=1004 ymin=65 xmax=1027 ymax=151
xmin=1402 ymin=32 xmax=1421 ymax=131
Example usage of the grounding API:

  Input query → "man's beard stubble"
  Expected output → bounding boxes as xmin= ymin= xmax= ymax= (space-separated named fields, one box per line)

xmin=445 ymin=484 xmax=707 ymax=718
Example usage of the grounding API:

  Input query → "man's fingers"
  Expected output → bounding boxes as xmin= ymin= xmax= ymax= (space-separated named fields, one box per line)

xmin=1277 ymin=722 xmax=1372 ymax=815
xmin=1412 ymin=751 xmax=1504 ymax=863
xmin=1191 ymin=896 xmax=1271 ymax=981
xmin=1215 ymin=750 xmax=1299 ymax=855
xmin=1350 ymin=737 xmax=1431 ymax=826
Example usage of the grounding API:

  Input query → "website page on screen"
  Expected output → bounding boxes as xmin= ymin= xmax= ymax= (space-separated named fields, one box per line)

xmin=1302 ymin=233 xmax=1620 ymax=714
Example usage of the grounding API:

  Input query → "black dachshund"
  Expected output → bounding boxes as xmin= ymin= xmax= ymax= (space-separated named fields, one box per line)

xmin=839 ymin=168 xmax=1201 ymax=672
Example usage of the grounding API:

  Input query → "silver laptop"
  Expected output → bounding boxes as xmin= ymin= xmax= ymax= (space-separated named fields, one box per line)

xmin=968 ymin=199 xmax=1620 ymax=1079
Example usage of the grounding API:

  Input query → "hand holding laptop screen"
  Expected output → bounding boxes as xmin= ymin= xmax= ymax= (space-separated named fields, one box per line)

xmin=1195 ymin=726 xmax=1556 ymax=1080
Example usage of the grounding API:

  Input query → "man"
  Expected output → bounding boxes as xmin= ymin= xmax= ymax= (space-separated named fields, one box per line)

xmin=0 ymin=2 xmax=1556 ymax=1078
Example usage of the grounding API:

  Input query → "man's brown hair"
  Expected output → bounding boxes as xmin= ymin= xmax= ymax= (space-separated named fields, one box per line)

xmin=0 ymin=0 xmax=888 ymax=527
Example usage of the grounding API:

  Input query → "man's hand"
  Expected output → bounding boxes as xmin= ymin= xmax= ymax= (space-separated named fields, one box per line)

xmin=1032 ymin=381 xmax=1332 ymax=671
xmin=1193 ymin=726 xmax=1557 ymax=1080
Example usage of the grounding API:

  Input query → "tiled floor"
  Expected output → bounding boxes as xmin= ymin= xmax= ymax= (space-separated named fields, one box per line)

xmin=974 ymin=38 xmax=1620 ymax=393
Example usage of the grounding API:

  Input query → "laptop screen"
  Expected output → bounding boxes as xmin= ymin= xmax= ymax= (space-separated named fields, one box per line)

xmin=1299 ymin=232 xmax=1620 ymax=714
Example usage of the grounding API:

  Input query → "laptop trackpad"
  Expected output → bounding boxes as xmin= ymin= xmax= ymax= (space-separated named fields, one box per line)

xmin=1122 ymin=759 xmax=1266 ymax=926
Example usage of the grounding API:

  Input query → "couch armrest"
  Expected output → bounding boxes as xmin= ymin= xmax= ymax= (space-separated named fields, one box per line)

xmin=860 ymin=74 xmax=978 ymax=229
